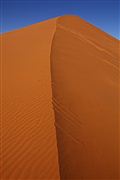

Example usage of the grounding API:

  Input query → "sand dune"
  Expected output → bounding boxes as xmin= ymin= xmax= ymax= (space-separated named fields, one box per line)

xmin=1 ymin=18 xmax=60 ymax=179
xmin=51 ymin=15 xmax=119 ymax=179
xmin=1 ymin=15 xmax=119 ymax=179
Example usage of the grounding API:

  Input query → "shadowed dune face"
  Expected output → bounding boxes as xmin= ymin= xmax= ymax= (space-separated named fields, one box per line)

xmin=51 ymin=15 xmax=119 ymax=179
xmin=1 ymin=15 xmax=119 ymax=180
xmin=1 ymin=19 xmax=60 ymax=179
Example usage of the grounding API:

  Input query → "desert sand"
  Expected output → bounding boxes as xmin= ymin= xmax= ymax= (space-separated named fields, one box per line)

xmin=51 ymin=15 xmax=119 ymax=179
xmin=1 ymin=15 xmax=119 ymax=179
xmin=1 ymin=18 xmax=60 ymax=179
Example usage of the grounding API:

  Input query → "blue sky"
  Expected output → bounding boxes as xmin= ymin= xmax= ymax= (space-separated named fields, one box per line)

xmin=1 ymin=0 xmax=119 ymax=39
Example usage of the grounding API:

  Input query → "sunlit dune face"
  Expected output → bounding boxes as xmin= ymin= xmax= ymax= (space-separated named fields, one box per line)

xmin=1 ymin=18 xmax=60 ymax=179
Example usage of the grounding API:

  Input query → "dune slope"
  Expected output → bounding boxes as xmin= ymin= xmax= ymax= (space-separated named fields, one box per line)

xmin=51 ymin=15 xmax=119 ymax=179
xmin=1 ymin=18 xmax=60 ymax=179
xmin=1 ymin=15 xmax=119 ymax=180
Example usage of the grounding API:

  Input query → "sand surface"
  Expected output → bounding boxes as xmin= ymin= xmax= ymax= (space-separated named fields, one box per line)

xmin=1 ymin=15 xmax=119 ymax=179
xmin=51 ymin=16 xmax=119 ymax=179
xmin=1 ymin=18 xmax=60 ymax=179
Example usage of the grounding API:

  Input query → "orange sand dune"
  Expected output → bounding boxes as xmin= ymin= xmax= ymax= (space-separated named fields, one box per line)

xmin=1 ymin=18 xmax=60 ymax=179
xmin=1 ymin=15 xmax=119 ymax=179
xmin=51 ymin=16 xmax=119 ymax=179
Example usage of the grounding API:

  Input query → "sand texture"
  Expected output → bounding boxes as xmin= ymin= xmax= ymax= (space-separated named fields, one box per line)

xmin=1 ymin=18 xmax=60 ymax=179
xmin=1 ymin=15 xmax=119 ymax=179
xmin=51 ymin=16 xmax=119 ymax=179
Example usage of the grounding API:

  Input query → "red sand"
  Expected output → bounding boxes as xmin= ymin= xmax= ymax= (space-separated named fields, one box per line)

xmin=1 ymin=15 xmax=119 ymax=179
xmin=51 ymin=16 xmax=119 ymax=179
xmin=1 ymin=18 xmax=60 ymax=179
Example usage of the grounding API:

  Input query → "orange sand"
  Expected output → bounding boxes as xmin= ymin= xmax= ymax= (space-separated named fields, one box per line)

xmin=51 ymin=15 xmax=119 ymax=179
xmin=1 ymin=15 xmax=119 ymax=179
xmin=1 ymin=18 xmax=60 ymax=179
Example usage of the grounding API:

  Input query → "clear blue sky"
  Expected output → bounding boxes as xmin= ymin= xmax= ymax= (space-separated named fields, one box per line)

xmin=1 ymin=0 xmax=119 ymax=39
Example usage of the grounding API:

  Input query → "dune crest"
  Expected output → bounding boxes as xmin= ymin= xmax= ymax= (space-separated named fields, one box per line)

xmin=1 ymin=15 xmax=119 ymax=179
